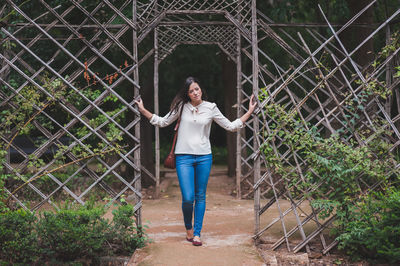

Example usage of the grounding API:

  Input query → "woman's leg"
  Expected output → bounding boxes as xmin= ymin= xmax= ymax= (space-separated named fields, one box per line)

xmin=193 ymin=154 xmax=213 ymax=237
xmin=175 ymin=155 xmax=195 ymax=230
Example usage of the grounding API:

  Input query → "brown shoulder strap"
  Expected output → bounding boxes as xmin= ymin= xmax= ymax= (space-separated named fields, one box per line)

xmin=170 ymin=103 xmax=184 ymax=152
xmin=173 ymin=103 xmax=184 ymax=131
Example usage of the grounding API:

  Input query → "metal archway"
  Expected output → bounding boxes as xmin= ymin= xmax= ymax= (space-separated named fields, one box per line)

xmin=2 ymin=0 xmax=399 ymax=255
xmin=135 ymin=0 xmax=260 ymax=208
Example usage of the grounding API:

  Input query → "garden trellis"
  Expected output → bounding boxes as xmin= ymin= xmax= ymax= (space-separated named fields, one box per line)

xmin=1 ymin=0 xmax=400 ymax=255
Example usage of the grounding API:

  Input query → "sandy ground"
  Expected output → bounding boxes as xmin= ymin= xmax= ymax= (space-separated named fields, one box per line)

xmin=129 ymin=166 xmax=266 ymax=266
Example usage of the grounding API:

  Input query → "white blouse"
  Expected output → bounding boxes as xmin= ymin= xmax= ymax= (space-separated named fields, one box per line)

xmin=150 ymin=101 xmax=244 ymax=155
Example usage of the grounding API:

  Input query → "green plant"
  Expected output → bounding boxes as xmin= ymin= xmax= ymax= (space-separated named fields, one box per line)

xmin=337 ymin=188 xmax=400 ymax=263
xmin=258 ymin=30 xmax=400 ymax=261
xmin=259 ymin=93 xmax=399 ymax=258
xmin=0 ymin=201 xmax=150 ymax=263
xmin=109 ymin=204 xmax=149 ymax=254
xmin=305 ymin=136 xmax=391 ymax=223
xmin=0 ymin=209 xmax=38 ymax=264
xmin=395 ymin=66 xmax=400 ymax=78
xmin=37 ymin=204 xmax=108 ymax=261
xmin=0 ymin=150 xmax=10 ymax=214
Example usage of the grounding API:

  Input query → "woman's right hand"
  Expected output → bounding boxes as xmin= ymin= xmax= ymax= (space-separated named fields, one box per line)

xmin=135 ymin=98 xmax=145 ymax=112
xmin=135 ymin=98 xmax=153 ymax=120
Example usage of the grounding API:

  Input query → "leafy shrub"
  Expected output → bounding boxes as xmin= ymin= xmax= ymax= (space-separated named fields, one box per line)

xmin=0 ymin=202 xmax=149 ymax=263
xmin=37 ymin=205 xmax=109 ymax=261
xmin=109 ymin=204 xmax=149 ymax=255
xmin=0 ymin=209 xmax=38 ymax=264
xmin=337 ymin=188 xmax=400 ymax=263
xmin=258 ymin=79 xmax=399 ymax=263
xmin=305 ymin=136 xmax=391 ymax=223
xmin=0 ymin=150 xmax=10 ymax=214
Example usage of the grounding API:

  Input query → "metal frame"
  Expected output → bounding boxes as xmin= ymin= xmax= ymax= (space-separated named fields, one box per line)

xmin=1 ymin=0 xmax=399 ymax=254
xmin=252 ymin=0 xmax=400 ymax=254
xmin=1 ymin=0 xmax=142 ymax=222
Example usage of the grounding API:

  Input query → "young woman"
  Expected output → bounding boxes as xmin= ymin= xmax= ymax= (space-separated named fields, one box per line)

xmin=135 ymin=76 xmax=256 ymax=246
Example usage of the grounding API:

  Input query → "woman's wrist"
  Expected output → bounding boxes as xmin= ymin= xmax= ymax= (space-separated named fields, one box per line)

xmin=138 ymin=107 xmax=153 ymax=120
xmin=245 ymin=109 xmax=254 ymax=118
xmin=240 ymin=106 xmax=256 ymax=122
xmin=143 ymin=109 xmax=153 ymax=120
xmin=240 ymin=112 xmax=250 ymax=123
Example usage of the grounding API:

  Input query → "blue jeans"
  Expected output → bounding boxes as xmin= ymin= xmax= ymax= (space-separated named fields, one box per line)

xmin=175 ymin=154 xmax=212 ymax=237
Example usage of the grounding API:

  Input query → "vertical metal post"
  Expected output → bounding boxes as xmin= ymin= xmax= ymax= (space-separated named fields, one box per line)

xmin=236 ymin=28 xmax=242 ymax=199
xmin=384 ymin=5 xmax=392 ymax=117
xmin=133 ymin=0 xmax=142 ymax=226
xmin=251 ymin=0 xmax=260 ymax=235
xmin=154 ymin=28 xmax=160 ymax=199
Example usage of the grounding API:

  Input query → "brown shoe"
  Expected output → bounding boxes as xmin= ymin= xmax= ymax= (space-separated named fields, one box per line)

xmin=192 ymin=236 xmax=202 ymax=246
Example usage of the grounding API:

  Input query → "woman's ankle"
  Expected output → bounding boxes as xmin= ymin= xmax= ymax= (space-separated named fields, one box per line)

xmin=186 ymin=228 xmax=194 ymax=238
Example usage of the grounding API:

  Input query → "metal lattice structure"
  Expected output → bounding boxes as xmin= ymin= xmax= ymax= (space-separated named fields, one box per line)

xmin=1 ymin=0 xmax=142 ymax=222
xmin=252 ymin=1 xmax=400 ymax=254
xmin=1 ymin=0 xmax=400 ymax=255
xmin=156 ymin=25 xmax=238 ymax=62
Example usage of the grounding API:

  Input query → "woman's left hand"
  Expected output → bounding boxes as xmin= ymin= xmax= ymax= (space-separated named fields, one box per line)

xmin=239 ymin=94 xmax=257 ymax=123
xmin=248 ymin=95 xmax=257 ymax=113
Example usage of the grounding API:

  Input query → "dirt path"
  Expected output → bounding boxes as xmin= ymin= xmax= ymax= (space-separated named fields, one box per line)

xmin=129 ymin=166 xmax=265 ymax=266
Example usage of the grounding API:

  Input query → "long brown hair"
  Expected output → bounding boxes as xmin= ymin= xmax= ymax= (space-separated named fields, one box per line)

xmin=169 ymin=76 xmax=207 ymax=115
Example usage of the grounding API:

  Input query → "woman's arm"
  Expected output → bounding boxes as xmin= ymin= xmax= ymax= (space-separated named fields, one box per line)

xmin=240 ymin=95 xmax=257 ymax=124
xmin=135 ymin=98 xmax=153 ymax=120
xmin=135 ymin=98 xmax=179 ymax=127
xmin=213 ymin=94 xmax=257 ymax=132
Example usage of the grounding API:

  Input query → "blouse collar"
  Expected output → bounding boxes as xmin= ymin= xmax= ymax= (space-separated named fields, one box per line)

xmin=187 ymin=101 xmax=204 ymax=110
xmin=187 ymin=101 xmax=204 ymax=122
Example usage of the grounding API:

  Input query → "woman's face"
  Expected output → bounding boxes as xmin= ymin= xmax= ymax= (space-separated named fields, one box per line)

xmin=188 ymin=82 xmax=202 ymax=103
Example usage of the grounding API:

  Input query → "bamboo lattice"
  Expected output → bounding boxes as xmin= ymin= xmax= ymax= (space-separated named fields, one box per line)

xmin=1 ymin=0 xmax=142 ymax=222
xmin=1 ymin=0 xmax=399 ymax=255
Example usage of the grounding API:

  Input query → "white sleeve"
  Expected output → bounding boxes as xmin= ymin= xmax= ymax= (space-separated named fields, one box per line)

xmin=212 ymin=104 xmax=244 ymax=132
xmin=149 ymin=109 xmax=179 ymax=128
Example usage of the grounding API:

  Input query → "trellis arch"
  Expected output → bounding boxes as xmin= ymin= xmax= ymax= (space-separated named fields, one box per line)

xmin=135 ymin=0 xmax=259 ymax=204
xmin=136 ymin=0 xmax=253 ymax=39
xmin=0 ymin=0 xmax=260 ymax=238
xmin=156 ymin=24 xmax=238 ymax=62
xmin=1 ymin=0 xmax=400 ymax=256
